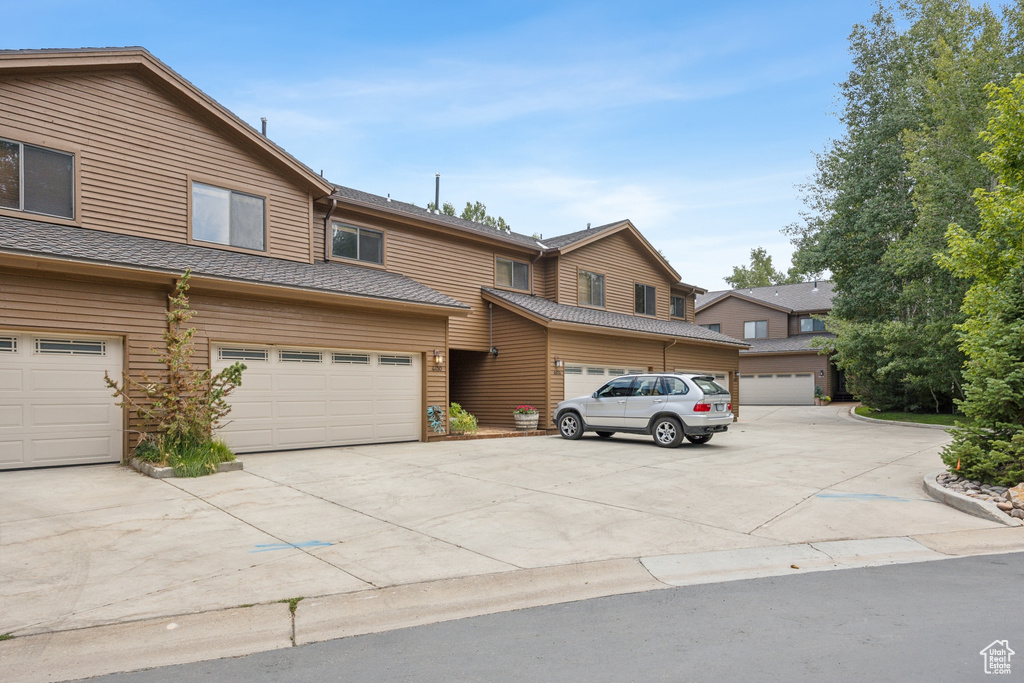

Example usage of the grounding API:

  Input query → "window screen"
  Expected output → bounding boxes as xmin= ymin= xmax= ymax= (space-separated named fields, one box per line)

xmin=800 ymin=318 xmax=826 ymax=332
xmin=635 ymin=284 xmax=656 ymax=315
xmin=670 ymin=296 xmax=687 ymax=318
xmin=578 ymin=270 xmax=605 ymax=307
xmin=0 ymin=139 xmax=19 ymax=210
xmin=496 ymin=257 xmax=529 ymax=290
xmin=744 ymin=320 xmax=768 ymax=339
xmin=193 ymin=182 xmax=265 ymax=251
xmin=332 ymin=223 xmax=384 ymax=264
xmin=0 ymin=139 xmax=74 ymax=219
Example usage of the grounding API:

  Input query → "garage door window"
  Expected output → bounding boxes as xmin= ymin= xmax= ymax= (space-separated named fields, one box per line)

xmin=564 ymin=366 xmax=582 ymax=375
xmin=280 ymin=350 xmax=323 ymax=363
xmin=333 ymin=353 xmax=370 ymax=364
xmin=379 ymin=355 xmax=412 ymax=366
xmin=218 ymin=347 xmax=269 ymax=362
xmin=35 ymin=338 xmax=106 ymax=355
xmin=0 ymin=336 xmax=15 ymax=352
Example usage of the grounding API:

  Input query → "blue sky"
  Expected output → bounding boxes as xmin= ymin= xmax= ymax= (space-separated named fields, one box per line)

xmin=5 ymin=0 xmax=877 ymax=288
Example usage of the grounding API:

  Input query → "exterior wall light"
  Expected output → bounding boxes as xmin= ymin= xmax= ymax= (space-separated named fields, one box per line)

xmin=819 ymin=370 xmax=825 ymax=377
xmin=554 ymin=357 xmax=564 ymax=368
xmin=433 ymin=349 xmax=445 ymax=365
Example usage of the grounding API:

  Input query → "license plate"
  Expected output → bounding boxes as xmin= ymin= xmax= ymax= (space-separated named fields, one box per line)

xmin=715 ymin=403 xmax=724 ymax=411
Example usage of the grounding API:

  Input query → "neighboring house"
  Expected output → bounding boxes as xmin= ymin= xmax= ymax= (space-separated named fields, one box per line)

xmin=695 ymin=281 xmax=843 ymax=405
xmin=0 ymin=47 xmax=747 ymax=470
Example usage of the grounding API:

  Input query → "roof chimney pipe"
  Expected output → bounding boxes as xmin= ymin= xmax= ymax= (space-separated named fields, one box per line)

xmin=587 ymin=222 xmax=591 ymax=230
xmin=260 ymin=117 xmax=267 ymax=136
xmin=434 ymin=173 xmax=440 ymax=214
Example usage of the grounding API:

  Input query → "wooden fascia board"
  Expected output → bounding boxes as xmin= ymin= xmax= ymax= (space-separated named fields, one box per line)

xmin=740 ymin=349 xmax=827 ymax=357
xmin=480 ymin=291 xmax=749 ymax=350
xmin=0 ymin=49 xmax=334 ymax=197
xmin=671 ymin=281 xmax=708 ymax=294
xmin=328 ymin=197 xmax=544 ymax=255
xmin=554 ymin=221 xmax=681 ymax=282
xmin=696 ymin=291 xmax=794 ymax=315
xmin=0 ymin=251 xmax=470 ymax=318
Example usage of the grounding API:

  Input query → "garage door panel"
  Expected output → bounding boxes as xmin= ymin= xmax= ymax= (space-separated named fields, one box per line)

xmin=0 ymin=441 xmax=25 ymax=466
xmin=223 ymin=429 xmax=274 ymax=449
xmin=238 ymin=372 xmax=274 ymax=391
xmin=329 ymin=425 xmax=376 ymax=442
xmin=31 ymin=403 xmax=115 ymax=427
xmin=0 ymin=368 xmax=24 ymax=391
xmin=276 ymin=373 xmax=327 ymax=392
xmin=276 ymin=400 xmax=328 ymax=419
xmin=329 ymin=400 xmax=374 ymax=418
xmin=277 ymin=426 xmax=329 ymax=448
xmin=30 ymin=368 xmax=111 ymax=392
xmin=0 ymin=405 xmax=22 ymax=427
xmin=32 ymin=435 xmax=115 ymax=463
xmin=331 ymin=375 xmax=374 ymax=391
xmin=229 ymin=401 xmax=274 ymax=420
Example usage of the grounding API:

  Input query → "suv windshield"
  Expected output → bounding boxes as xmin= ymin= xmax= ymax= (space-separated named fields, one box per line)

xmin=691 ymin=376 xmax=728 ymax=395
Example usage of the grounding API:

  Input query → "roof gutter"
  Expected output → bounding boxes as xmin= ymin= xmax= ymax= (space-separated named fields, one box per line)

xmin=323 ymin=197 xmax=337 ymax=262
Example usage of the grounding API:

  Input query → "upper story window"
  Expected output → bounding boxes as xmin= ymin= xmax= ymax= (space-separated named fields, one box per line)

xmin=744 ymin=320 xmax=768 ymax=339
xmin=0 ymin=137 xmax=74 ymax=219
xmin=634 ymin=283 xmax=656 ymax=316
xmin=192 ymin=182 xmax=265 ymax=251
xmin=578 ymin=270 xmax=605 ymax=307
xmin=332 ymin=222 xmax=383 ymax=264
xmin=800 ymin=317 xmax=826 ymax=332
xmin=700 ymin=323 xmax=721 ymax=333
xmin=670 ymin=295 xmax=687 ymax=319
xmin=496 ymin=256 xmax=529 ymax=290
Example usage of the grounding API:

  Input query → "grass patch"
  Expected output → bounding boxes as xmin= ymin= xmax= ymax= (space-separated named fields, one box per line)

xmin=132 ymin=436 xmax=235 ymax=477
xmin=0 ymin=633 xmax=13 ymax=641
xmin=855 ymin=406 xmax=971 ymax=427
xmin=279 ymin=597 xmax=304 ymax=614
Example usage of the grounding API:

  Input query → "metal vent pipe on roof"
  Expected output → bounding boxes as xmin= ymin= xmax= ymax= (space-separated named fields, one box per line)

xmin=261 ymin=117 xmax=267 ymax=136
xmin=434 ymin=173 xmax=440 ymax=214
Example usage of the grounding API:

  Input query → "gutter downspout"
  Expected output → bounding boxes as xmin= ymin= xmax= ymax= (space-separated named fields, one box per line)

xmin=663 ymin=338 xmax=677 ymax=372
xmin=323 ymin=198 xmax=337 ymax=262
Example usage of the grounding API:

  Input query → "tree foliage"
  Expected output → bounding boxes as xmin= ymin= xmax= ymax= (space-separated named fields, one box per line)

xmin=724 ymin=247 xmax=804 ymax=288
xmin=787 ymin=0 xmax=1021 ymax=412
xmin=105 ymin=270 xmax=245 ymax=471
xmin=938 ymin=75 xmax=1024 ymax=484
xmin=428 ymin=200 xmax=510 ymax=231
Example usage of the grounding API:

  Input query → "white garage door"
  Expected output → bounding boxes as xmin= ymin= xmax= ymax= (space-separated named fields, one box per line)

xmin=739 ymin=373 xmax=814 ymax=405
xmin=213 ymin=344 xmax=422 ymax=453
xmin=563 ymin=364 xmax=645 ymax=400
xmin=1 ymin=331 xmax=123 ymax=470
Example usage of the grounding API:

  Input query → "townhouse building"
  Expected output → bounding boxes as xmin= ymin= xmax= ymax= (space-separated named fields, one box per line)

xmin=0 ymin=48 xmax=746 ymax=470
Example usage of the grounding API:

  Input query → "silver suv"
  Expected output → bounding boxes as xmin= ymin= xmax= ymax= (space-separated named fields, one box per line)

xmin=554 ymin=373 xmax=733 ymax=448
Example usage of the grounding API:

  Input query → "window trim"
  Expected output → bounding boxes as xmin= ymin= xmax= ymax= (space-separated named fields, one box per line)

xmin=670 ymin=295 xmax=688 ymax=319
xmin=743 ymin=320 xmax=769 ymax=339
xmin=494 ymin=255 xmax=531 ymax=292
xmin=329 ymin=219 xmax=388 ymax=269
xmin=0 ymin=132 xmax=81 ymax=225
xmin=186 ymin=174 xmax=270 ymax=255
xmin=800 ymin=317 xmax=827 ymax=333
xmin=633 ymin=281 xmax=657 ymax=317
xmin=576 ymin=268 xmax=606 ymax=309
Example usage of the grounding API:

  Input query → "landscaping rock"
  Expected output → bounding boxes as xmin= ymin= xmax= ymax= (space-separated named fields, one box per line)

xmin=1012 ymin=509 xmax=1024 ymax=520
xmin=1007 ymin=484 xmax=1024 ymax=508
xmin=936 ymin=474 xmax=1024 ymax=523
xmin=997 ymin=502 xmax=1014 ymax=512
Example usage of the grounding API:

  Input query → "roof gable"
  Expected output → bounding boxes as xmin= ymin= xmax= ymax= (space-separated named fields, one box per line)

xmin=549 ymin=220 xmax=681 ymax=282
xmin=696 ymin=281 xmax=834 ymax=314
xmin=0 ymin=47 xmax=334 ymax=196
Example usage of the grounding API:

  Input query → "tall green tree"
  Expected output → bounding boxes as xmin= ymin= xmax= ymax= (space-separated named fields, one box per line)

xmin=428 ymin=199 xmax=510 ymax=231
xmin=788 ymin=0 xmax=1019 ymax=412
xmin=938 ymin=75 xmax=1024 ymax=485
xmin=724 ymin=247 xmax=804 ymax=288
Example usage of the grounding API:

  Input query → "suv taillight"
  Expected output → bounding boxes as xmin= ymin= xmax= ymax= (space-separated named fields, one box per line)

xmin=727 ymin=403 xmax=732 ymax=411
xmin=693 ymin=402 xmax=711 ymax=412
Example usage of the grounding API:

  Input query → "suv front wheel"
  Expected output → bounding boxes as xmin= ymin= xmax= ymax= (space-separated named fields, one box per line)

xmin=558 ymin=412 xmax=584 ymax=440
xmin=651 ymin=416 xmax=683 ymax=448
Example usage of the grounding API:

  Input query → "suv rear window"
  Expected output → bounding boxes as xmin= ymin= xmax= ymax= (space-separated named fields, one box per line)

xmin=692 ymin=376 xmax=729 ymax=395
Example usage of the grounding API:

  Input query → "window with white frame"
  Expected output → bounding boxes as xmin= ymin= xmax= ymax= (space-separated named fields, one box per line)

xmin=332 ymin=222 xmax=383 ymax=264
xmin=496 ymin=257 xmax=529 ymax=290
xmin=634 ymin=283 xmax=656 ymax=316
xmin=192 ymin=182 xmax=265 ymax=251
xmin=744 ymin=320 xmax=768 ymax=339
xmin=0 ymin=137 xmax=74 ymax=219
xmin=578 ymin=270 xmax=605 ymax=307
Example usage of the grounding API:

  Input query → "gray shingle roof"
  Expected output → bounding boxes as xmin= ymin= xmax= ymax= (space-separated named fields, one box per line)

xmin=540 ymin=220 xmax=625 ymax=250
xmin=332 ymin=185 xmax=547 ymax=250
xmin=0 ymin=215 xmax=469 ymax=310
xmin=741 ymin=333 xmax=835 ymax=354
xmin=482 ymin=288 xmax=748 ymax=348
xmin=696 ymin=281 xmax=834 ymax=313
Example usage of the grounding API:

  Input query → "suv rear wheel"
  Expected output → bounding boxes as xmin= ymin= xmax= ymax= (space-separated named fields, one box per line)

xmin=652 ymin=417 xmax=683 ymax=448
xmin=558 ymin=412 xmax=584 ymax=440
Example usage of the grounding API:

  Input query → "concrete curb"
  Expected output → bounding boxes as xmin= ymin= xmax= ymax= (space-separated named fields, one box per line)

xmin=129 ymin=458 xmax=243 ymax=478
xmin=847 ymin=405 xmax=950 ymax=431
xmin=922 ymin=471 xmax=1022 ymax=527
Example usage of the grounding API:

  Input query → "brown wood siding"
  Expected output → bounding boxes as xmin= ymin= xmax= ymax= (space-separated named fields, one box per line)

xmin=0 ymin=69 xmax=312 ymax=262
xmin=449 ymin=307 xmax=547 ymax=428
xmin=694 ymin=297 xmax=789 ymax=340
xmin=536 ymin=256 xmax=557 ymax=301
xmin=740 ymin=352 xmax=831 ymax=397
xmin=1 ymin=267 xmax=448 ymax=448
xmin=317 ymin=206 xmax=536 ymax=350
xmin=557 ymin=231 xmax=674 ymax=319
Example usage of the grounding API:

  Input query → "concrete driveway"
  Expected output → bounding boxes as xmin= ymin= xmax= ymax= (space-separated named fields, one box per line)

xmin=3 ymin=404 xmax=1023 ymax=678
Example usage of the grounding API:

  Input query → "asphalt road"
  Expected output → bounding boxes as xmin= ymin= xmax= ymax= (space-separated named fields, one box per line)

xmin=86 ymin=553 xmax=1024 ymax=683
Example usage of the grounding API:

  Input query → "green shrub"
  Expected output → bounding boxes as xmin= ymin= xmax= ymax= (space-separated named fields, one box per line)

xmin=449 ymin=402 xmax=478 ymax=434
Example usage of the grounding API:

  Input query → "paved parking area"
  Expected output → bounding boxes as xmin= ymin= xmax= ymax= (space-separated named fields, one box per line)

xmin=0 ymin=405 xmax=1014 ymax=640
